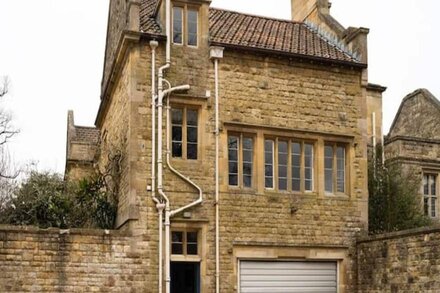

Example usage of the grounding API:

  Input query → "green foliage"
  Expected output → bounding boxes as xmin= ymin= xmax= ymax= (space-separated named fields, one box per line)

xmin=368 ymin=145 xmax=431 ymax=234
xmin=0 ymin=171 xmax=117 ymax=229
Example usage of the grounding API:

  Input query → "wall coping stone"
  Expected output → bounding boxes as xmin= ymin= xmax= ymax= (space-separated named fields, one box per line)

xmin=357 ymin=225 xmax=440 ymax=244
xmin=0 ymin=224 xmax=129 ymax=237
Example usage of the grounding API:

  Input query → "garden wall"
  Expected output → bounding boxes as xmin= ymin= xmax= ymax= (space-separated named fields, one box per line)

xmin=0 ymin=225 xmax=149 ymax=292
xmin=357 ymin=225 xmax=440 ymax=292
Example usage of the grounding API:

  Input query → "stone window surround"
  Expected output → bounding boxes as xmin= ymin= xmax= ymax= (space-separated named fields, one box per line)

xmin=172 ymin=2 xmax=200 ymax=48
xmin=422 ymin=170 xmax=440 ymax=218
xmin=170 ymin=220 xmax=208 ymax=292
xmin=221 ymin=123 xmax=354 ymax=198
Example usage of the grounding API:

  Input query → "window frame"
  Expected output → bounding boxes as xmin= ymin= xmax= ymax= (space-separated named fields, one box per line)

xmin=228 ymin=133 xmax=256 ymax=189
xmin=172 ymin=4 xmax=199 ymax=47
xmin=423 ymin=173 xmax=438 ymax=218
xmin=264 ymin=137 xmax=316 ymax=193
xmin=324 ymin=142 xmax=347 ymax=196
xmin=171 ymin=229 xmax=201 ymax=262
xmin=170 ymin=105 xmax=199 ymax=160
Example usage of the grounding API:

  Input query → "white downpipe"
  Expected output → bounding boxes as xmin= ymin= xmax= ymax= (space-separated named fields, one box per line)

xmin=164 ymin=94 xmax=203 ymax=218
xmin=149 ymin=40 xmax=164 ymax=293
xmin=210 ymin=46 xmax=223 ymax=293
xmin=214 ymin=58 xmax=220 ymax=293
xmin=158 ymin=84 xmax=192 ymax=293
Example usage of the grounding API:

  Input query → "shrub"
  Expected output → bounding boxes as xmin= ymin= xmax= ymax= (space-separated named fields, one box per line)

xmin=0 ymin=171 xmax=117 ymax=229
xmin=368 ymin=145 xmax=431 ymax=234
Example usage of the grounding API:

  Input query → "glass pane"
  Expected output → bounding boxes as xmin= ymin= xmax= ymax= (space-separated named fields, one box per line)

xmin=187 ymin=143 xmax=197 ymax=160
xmin=336 ymin=146 xmax=345 ymax=193
xmin=292 ymin=167 xmax=300 ymax=180
xmin=228 ymin=162 xmax=238 ymax=174
xmin=172 ymin=142 xmax=182 ymax=158
xmin=278 ymin=141 xmax=288 ymax=190
xmin=171 ymin=231 xmax=183 ymax=255
xmin=187 ymin=232 xmax=197 ymax=243
xmin=187 ymin=10 xmax=198 ymax=46
xmin=243 ymin=137 xmax=253 ymax=187
xmin=187 ymin=127 xmax=197 ymax=143
xmin=172 ymin=108 xmax=183 ymax=124
xmin=228 ymin=149 xmax=238 ymax=161
xmin=265 ymin=177 xmax=273 ymax=189
xmin=172 ymin=243 xmax=183 ymax=255
xmin=324 ymin=145 xmax=334 ymax=193
xmin=431 ymin=198 xmax=437 ymax=218
xmin=305 ymin=180 xmax=312 ymax=191
xmin=229 ymin=175 xmax=238 ymax=186
xmin=279 ymin=166 xmax=287 ymax=178
xmin=243 ymin=163 xmax=252 ymax=176
xmin=292 ymin=142 xmax=300 ymax=154
xmin=243 ymin=175 xmax=252 ymax=188
xmin=228 ymin=136 xmax=238 ymax=148
xmin=243 ymin=150 xmax=252 ymax=162
xmin=279 ymin=179 xmax=287 ymax=190
xmin=187 ymin=110 xmax=198 ymax=126
xmin=325 ymin=170 xmax=333 ymax=193
xmin=265 ymin=140 xmax=274 ymax=188
xmin=424 ymin=197 xmax=429 ymax=216
xmin=431 ymin=175 xmax=437 ymax=196
xmin=292 ymin=179 xmax=300 ymax=191
xmin=172 ymin=126 xmax=182 ymax=141
xmin=173 ymin=7 xmax=183 ymax=44
xmin=187 ymin=243 xmax=198 ymax=255
xmin=243 ymin=137 xmax=253 ymax=150
xmin=423 ymin=175 xmax=429 ymax=195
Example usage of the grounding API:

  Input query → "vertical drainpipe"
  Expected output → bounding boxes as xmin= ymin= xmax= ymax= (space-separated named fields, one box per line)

xmin=210 ymin=46 xmax=224 ymax=293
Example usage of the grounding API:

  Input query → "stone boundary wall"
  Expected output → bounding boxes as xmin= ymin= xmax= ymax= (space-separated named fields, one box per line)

xmin=357 ymin=225 xmax=440 ymax=292
xmin=0 ymin=225 xmax=148 ymax=292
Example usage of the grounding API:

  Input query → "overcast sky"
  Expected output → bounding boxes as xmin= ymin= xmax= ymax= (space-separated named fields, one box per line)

xmin=0 ymin=0 xmax=439 ymax=173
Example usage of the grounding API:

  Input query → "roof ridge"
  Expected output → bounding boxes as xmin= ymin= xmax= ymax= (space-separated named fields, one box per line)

xmin=209 ymin=7 xmax=301 ymax=25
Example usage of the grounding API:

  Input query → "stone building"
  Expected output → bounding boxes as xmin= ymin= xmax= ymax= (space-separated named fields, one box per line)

xmin=65 ymin=0 xmax=385 ymax=292
xmin=385 ymin=88 xmax=440 ymax=219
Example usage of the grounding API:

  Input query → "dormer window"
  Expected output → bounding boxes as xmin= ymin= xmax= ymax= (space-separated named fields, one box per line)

xmin=172 ymin=5 xmax=199 ymax=47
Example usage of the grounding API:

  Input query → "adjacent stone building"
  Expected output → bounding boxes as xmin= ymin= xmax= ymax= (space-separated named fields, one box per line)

xmin=64 ymin=0 xmax=385 ymax=292
xmin=385 ymin=88 xmax=440 ymax=219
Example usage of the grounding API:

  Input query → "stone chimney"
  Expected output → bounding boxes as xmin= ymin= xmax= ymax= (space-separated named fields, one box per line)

xmin=291 ymin=0 xmax=331 ymax=22
xmin=291 ymin=0 xmax=369 ymax=65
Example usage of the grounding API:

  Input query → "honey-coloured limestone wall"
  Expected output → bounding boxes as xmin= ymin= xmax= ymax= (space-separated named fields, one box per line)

xmin=357 ymin=226 xmax=440 ymax=292
xmin=0 ymin=225 xmax=150 ymax=292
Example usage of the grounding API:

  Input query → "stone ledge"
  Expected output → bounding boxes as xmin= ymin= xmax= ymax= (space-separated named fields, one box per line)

xmin=357 ymin=224 xmax=440 ymax=244
xmin=233 ymin=241 xmax=349 ymax=249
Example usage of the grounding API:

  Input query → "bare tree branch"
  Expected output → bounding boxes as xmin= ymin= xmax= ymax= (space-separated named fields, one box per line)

xmin=0 ymin=76 xmax=19 ymax=179
xmin=0 ymin=77 xmax=9 ymax=98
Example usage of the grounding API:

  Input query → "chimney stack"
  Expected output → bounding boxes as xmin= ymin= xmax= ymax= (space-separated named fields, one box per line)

xmin=291 ymin=0 xmax=330 ymax=22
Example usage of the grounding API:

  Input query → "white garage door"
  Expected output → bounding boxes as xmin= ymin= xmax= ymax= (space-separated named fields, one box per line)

xmin=239 ymin=260 xmax=337 ymax=293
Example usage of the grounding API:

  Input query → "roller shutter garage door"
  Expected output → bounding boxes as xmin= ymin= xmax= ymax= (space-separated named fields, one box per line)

xmin=239 ymin=260 xmax=337 ymax=293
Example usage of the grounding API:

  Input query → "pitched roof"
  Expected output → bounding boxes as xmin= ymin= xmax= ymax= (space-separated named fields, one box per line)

xmin=387 ymin=88 xmax=440 ymax=141
xmin=140 ymin=0 xmax=162 ymax=35
xmin=139 ymin=0 xmax=364 ymax=65
xmin=209 ymin=9 xmax=361 ymax=65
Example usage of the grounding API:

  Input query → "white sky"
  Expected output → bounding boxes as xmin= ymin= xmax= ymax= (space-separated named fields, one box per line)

xmin=0 ymin=0 xmax=439 ymax=173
